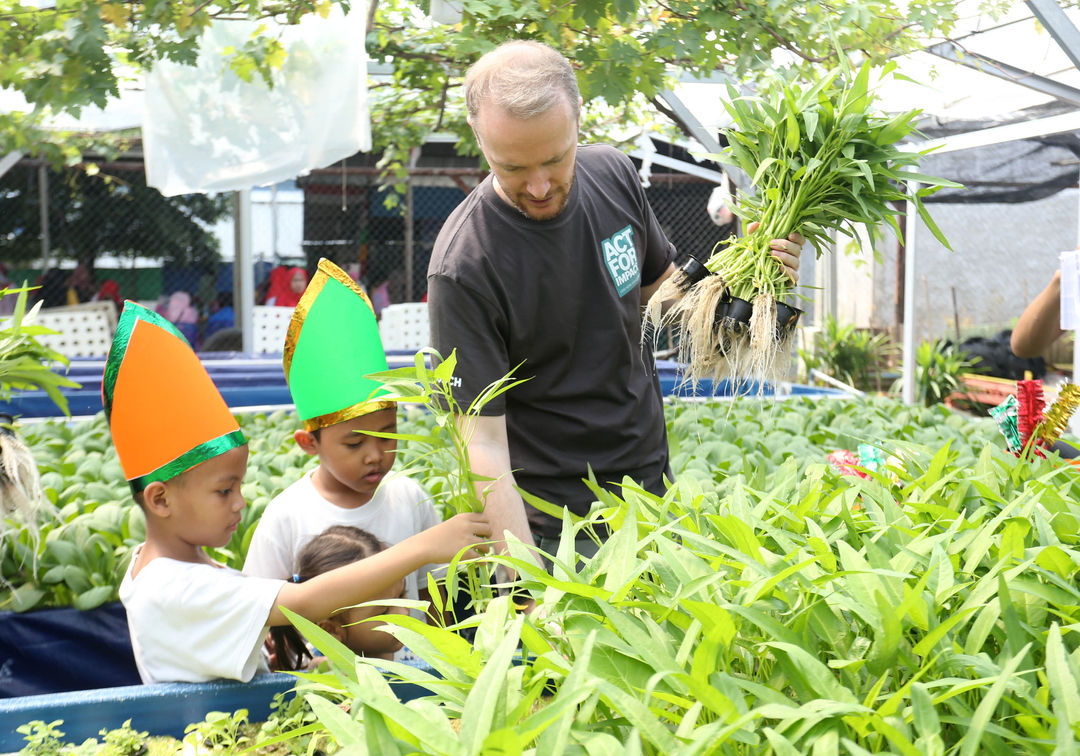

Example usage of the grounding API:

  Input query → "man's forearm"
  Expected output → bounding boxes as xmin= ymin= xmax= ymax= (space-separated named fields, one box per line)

xmin=457 ymin=414 xmax=540 ymax=564
xmin=471 ymin=464 xmax=534 ymax=554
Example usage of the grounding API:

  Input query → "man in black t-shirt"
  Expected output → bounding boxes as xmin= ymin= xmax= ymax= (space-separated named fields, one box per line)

xmin=427 ymin=40 xmax=803 ymax=561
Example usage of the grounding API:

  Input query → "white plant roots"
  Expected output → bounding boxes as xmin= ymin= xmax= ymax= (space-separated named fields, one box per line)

xmin=645 ymin=275 xmax=795 ymax=389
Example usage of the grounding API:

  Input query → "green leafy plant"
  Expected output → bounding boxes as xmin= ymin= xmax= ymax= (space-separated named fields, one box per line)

xmin=369 ymin=349 xmax=527 ymax=517
xmin=12 ymin=394 xmax=1080 ymax=753
xmin=647 ymin=62 xmax=958 ymax=387
xmin=16 ymin=719 xmax=66 ymax=756
xmin=894 ymin=338 xmax=979 ymax=407
xmin=368 ymin=348 xmax=528 ymax=613
xmin=0 ymin=393 xmax=1011 ymax=613
xmin=0 ymin=286 xmax=80 ymax=415
xmin=274 ymin=421 xmax=1080 ymax=754
xmin=254 ymin=692 xmax=322 ymax=755
xmin=182 ymin=710 xmax=250 ymax=754
xmin=98 ymin=719 xmax=147 ymax=756
xmin=1 ymin=285 xmax=82 ymax=588
xmin=800 ymin=314 xmax=895 ymax=390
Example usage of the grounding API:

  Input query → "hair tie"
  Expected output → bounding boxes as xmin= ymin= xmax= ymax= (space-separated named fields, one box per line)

xmin=291 ymin=573 xmax=300 ymax=583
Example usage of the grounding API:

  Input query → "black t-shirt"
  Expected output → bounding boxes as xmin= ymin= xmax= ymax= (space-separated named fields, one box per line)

xmin=427 ymin=144 xmax=677 ymax=536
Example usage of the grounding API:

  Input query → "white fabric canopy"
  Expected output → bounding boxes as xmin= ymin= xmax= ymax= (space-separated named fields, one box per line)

xmin=143 ymin=5 xmax=370 ymax=197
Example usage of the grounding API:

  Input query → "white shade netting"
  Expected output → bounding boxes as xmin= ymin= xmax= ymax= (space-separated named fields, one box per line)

xmin=143 ymin=5 xmax=370 ymax=196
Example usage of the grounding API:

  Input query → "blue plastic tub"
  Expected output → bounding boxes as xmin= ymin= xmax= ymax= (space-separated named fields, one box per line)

xmin=0 ymin=674 xmax=297 ymax=750
xmin=1 ymin=353 xmax=843 ymax=419
xmin=0 ymin=660 xmax=437 ymax=751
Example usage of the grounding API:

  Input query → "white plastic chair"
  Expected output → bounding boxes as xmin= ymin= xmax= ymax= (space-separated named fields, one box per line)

xmin=378 ymin=303 xmax=430 ymax=351
xmin=252 ymin=305 xmax=295 ymax=354
xmin=21 ymin=301 xmax=118 ymax=358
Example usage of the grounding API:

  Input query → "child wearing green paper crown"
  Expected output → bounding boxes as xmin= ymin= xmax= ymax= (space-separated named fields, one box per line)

xmin=243 ymin=259 xmax=446 ymax=655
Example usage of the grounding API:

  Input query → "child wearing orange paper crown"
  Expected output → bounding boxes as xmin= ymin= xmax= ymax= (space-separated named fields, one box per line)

xmin=107 ymin=302 xmax=489 ymax=684
xmin=243 ymin=259 xmax=442 ymax=625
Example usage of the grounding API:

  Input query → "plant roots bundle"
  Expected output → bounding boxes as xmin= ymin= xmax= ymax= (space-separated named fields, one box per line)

xmin=646 ymin=62 xmax=958 ymax=387
xmin=0 ymin=418 xmax=51 ymax=574
xmin=649 ymin=251 xmax=802 ymax=389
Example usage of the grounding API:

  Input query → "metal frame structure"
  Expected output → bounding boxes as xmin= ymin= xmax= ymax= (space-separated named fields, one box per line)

xmin=901 ymin=0 xmax=1080 ymax=403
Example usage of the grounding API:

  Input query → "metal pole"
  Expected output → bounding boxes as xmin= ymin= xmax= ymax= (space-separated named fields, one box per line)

xmin=827 ymin=228 xmax=838 ymax=323
xmin=902 ymin=181 xmax=919 ymax=405
xmin=233 ymin=190 xmax=255 ymax=354
xmin=1074 ymin=168 xmax=1080 ymax=390
xmin=38 ymin=165 xmax=51 ymax=273
xmin=894 ymin=200 xmax=906 ymax=343
xmin=270 ymin=183 xmax=279 ymax=262
xmin=403 ymin=146 xmax=421 ymax=301
xmin=404 ymin=177 xmax=414 ymax=302
xmin=1026 ymin=0 xmax=1080 ymax=71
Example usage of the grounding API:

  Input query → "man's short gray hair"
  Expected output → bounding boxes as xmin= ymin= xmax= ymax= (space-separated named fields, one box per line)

xmin=465 ymin=40 xmax=580 ymax=123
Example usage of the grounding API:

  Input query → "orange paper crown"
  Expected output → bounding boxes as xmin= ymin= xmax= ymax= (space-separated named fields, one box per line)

xmin=102 ymin=302 xmax=245 ymax=493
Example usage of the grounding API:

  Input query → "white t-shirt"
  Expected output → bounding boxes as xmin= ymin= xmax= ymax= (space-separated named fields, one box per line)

xmin=119 ymin=546 xmax=285 ymax=684
xmin=242 ymin=471 xmax=442 ymax=603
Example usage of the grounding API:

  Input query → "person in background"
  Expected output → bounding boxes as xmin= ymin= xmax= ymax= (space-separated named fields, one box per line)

xmin=370 ymin=275 xmax=392 ymax=319
xmin=1011 ymin=259 xmax=1079 ymax=458
xmin=65 ymin=264 xmax=95 ymax=305
xmin=93 ymin=279 xmax=124 ymax=314
xmin=164 ymin=291 xmax=199 ymax=346
xmin=265 ymin=265 xmax=308 ymax=308
xmin=706 ymin=182 xmax=739 ymax=240
xmin=255 ymin=275 xmax=271 ymax=306
xmin=36 ymin=269 xmax=70 ymax=308
xmin=269 ymin=525 xmax=409 ymax=670
xmin=205 ymin=291 xmax=235 ymax=340
xmin=1012 ymin=268 xmax=1065 ymax=360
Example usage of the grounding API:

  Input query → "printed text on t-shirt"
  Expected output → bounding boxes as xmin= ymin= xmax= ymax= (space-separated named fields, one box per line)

xmin=601 ymin=225 xmax=640 ymax=297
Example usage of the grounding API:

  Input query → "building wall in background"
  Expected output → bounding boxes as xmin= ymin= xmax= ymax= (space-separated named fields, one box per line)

xmin=830 ymin=189 xmax=1079 ymax=342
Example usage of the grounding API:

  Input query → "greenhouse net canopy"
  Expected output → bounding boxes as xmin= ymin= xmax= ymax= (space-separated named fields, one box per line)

xmin=668 ymin=0 xmax=1080 ymax=205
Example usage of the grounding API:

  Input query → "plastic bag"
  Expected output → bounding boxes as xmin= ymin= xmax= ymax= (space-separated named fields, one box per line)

xmin=143 ymin=6 xmax=369 ymax=196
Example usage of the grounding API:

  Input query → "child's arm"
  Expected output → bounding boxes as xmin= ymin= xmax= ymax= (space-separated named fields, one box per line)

xmin=266 ymin=512 xmax=489 ymax=626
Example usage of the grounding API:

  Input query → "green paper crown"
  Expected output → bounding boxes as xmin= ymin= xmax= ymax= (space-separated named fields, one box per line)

xmin=283 ymin=259 xmax=392 ymax=431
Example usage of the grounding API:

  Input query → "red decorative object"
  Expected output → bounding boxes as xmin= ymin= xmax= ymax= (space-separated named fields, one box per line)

xmin=1016 ymin=379 xmax=1047 ymax=457
xmin=827 ymin=449 xmax=868 ymax=479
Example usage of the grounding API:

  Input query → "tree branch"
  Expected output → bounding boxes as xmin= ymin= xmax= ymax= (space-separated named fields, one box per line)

xmin=367 ymin=0 xmax=379 ymax=33
xmin=649 ymin=96 xmax=695 ymax=142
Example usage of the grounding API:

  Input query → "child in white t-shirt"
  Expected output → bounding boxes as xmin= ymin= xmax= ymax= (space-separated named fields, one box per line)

xmin=244 ymin=258 xmax=444 ymax=618
xmin=243 ymin=408 xmax=441 ymax=610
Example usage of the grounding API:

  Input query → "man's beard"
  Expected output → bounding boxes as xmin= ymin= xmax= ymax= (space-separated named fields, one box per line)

xmin=509 ymin=168 xmax=576 ymax=221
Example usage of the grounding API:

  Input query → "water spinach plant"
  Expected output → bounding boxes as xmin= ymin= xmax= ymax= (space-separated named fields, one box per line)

xmin=367 ymin=348 xmax=528 ymax=611
xmin=270 ymin=401 xmax=1080 ymax=754
xmin=646 ymin=62 xmax=957 ymax=387
xmin=10 ymin=397 xmax=1080 ymax=752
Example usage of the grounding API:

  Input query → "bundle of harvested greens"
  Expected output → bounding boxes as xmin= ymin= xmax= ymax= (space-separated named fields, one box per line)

xmin=645 ymin=62 xmax=959 ymax=386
